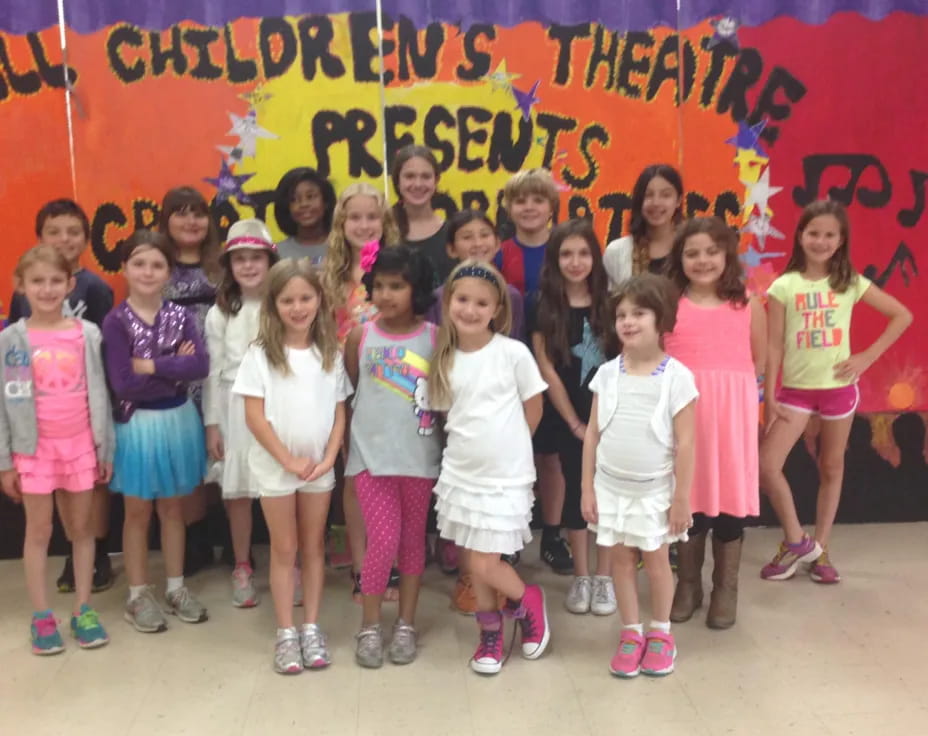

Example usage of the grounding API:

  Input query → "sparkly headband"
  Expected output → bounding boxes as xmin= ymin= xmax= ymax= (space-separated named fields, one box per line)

xmin=452 ymin=264 xmax=496 ymax=283
xmin=226 ymin=235 xmax=277 ymax=252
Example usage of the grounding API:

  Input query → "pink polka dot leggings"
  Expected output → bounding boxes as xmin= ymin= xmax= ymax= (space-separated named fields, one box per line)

xmin=355 ymin=471 xmax=435 ymax=596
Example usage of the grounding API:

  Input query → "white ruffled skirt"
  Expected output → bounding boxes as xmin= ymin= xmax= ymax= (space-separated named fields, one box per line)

xmin=591 ymin=469 xmax=688 ymax=551
xmin=209 ymin=380 xmax=259 ymax=499
xmin=433 ymin=477 xmax=534 ymax=555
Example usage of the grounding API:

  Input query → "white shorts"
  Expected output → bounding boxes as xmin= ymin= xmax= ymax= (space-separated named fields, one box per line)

xmin=257 ymin=481 xmax=334 ymax=499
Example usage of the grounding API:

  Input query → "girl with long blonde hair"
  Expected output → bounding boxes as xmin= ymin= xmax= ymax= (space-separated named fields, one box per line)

xmin=431 ymin=260 xmax=551 ymax=676
xmin=233 ymin=259 xmax=349 ymax=674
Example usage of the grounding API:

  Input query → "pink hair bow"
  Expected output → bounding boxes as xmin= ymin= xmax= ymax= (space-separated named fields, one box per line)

xmin=360 ymin=240 xmax=380 ymax=273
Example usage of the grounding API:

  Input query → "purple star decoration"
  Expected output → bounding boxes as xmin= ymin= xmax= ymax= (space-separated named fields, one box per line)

xmin=512 ymin=80 xmax=541 ymax=122
xmin=204 ymin=159 xmax=254 ymax=205
xmin=725 ymin=119 xmax=768 ymax=157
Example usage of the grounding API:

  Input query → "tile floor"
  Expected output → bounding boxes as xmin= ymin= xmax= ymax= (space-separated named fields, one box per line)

xmin=0 ymin=524 xmax=925 ymax=736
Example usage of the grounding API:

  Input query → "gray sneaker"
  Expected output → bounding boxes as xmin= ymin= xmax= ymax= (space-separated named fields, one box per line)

xmin=124 ymin=585 xmax=168 ymax=633
xmin=590 ymin=575 xmax=617 ymax=616
xmin=355 ymin=624 xmax=384 ymax=668
xmin=566 ymin=576 xmax=592 ymax=614
xmin=300 ymin=623 xmax=331 ymax=669
xmin=388 ymin=619 xmax=417 ymax=665
xmin=231 ymin=565 xmax=259 ymax=608
xmin=165 ymin=586 xmax=208 ymax=623
xmin=274 ymin=629 xmax=303 ymax=674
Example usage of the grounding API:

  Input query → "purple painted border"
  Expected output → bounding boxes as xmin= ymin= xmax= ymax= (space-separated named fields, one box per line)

xmin=679 ymin=0 xmax=928 ymax=27
xmin=2 ymin=0 xmax=924 ymax=35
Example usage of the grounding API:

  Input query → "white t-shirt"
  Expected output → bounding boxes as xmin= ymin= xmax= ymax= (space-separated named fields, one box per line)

xmin=590 ymin=356 xmax=698 ymax=481
xmin=440 ymin=334 xmax=547 ymax=487
xmin=232 ymin=344 xmax=350 ymax=492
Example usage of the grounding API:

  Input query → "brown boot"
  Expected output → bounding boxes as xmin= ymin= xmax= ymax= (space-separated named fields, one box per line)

xmin=670 ymin=532 xmax=706 ymax=622
xmin=707 ymin=534 xmax=742 ymax=630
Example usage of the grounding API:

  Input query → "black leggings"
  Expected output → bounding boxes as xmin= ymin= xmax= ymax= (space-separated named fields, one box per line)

xmin=690 ymin=513 xmax=744 ymax=543
xmin=559 ymin=433 xmax=586 ymax=530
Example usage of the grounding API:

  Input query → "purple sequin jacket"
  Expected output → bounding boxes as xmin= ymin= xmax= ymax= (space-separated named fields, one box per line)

xmin=102 ymin=301 xmax=209 ymax=422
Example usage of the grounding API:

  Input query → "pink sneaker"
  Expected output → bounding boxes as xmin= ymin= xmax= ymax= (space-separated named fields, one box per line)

xmin=810 ymin=548 xmax=841 ymax=584
xmin=640 ymin=631 xmax=677 ymax=676
xmin=516 ymin=584 xmax=550 ymax=659
xmin=609 ymin=629 xmax=645 ymax=678
xmin=470 ymin=611 xmax=504 ymax=675
xmin=760 ymin=535 xmax=822 ymax=581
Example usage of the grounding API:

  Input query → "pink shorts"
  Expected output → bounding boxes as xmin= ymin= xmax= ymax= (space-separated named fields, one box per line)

xmin=776 ymin=384 xmax=859 ymax=420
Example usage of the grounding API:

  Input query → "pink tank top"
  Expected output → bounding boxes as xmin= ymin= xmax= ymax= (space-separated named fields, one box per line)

xmin=27 ymin=324 xmax=91 ymax=439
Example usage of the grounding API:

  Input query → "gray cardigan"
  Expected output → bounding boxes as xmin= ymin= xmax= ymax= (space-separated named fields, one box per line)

xmin=0 ymin=319 xmax=115 ymax=471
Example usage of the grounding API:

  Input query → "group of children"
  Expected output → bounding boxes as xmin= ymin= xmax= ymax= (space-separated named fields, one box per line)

xmin=0 ymin=150 xmax=912 ymax=680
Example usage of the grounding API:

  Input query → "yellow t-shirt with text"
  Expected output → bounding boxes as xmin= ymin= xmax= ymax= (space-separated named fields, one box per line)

xmin=767 ymin=271 xmax=872 ymax=389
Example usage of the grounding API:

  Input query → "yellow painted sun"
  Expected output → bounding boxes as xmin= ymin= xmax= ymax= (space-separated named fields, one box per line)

xmin=234 ymin=13 xmax=545 ymax=242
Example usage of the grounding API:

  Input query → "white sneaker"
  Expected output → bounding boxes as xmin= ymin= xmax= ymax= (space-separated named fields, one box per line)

xmin=231 ymin=564 xmax=259 ymax=608
xmin=565 ymin=576 xmax=592 ymax=614
xmin=590 ymin=575 xmax=617 ymax=616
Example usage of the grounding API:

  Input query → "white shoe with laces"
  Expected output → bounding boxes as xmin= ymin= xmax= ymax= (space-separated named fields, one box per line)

xmin=591 ymin=575 xmax=617 ymax=616
xmin=565 ymin=576 xmax=592 ymax=614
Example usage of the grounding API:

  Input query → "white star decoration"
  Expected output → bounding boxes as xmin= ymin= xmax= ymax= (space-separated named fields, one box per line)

xmin=741 ymin=166 xmax=783 ymax=220
xmin=227 ymin=110 xmax=278 ymax=159
xmin=741 ymin=214 xmax=785 ymax=249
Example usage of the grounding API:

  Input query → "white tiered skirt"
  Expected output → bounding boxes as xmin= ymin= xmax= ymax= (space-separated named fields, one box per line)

xmin=433 ymin=477 xmax=534 ymax=555
xmin=590 ymin=469 xmax=688 ymax=551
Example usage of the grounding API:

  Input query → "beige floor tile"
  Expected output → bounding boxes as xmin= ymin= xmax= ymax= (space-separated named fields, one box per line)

xmin=242 ymin=662 xmax=359 ymax=735
xmin=0 ymin=524 xmax=925 ymax=736
xmin=820 ymin=707 xmax=928 ymax=735
xmin=703 ymin=712 xmax=830 ymax=736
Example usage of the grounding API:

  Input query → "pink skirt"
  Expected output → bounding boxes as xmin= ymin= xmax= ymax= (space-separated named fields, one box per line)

xmin=689 ymin=370 xmax=759 ymax=517
xmin=13 ymin=429 xmax=97 ymax=495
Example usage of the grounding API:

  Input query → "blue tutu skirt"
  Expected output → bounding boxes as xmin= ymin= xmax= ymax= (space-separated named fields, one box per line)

xmin=112 ymin=400 xmax=206 ymax=500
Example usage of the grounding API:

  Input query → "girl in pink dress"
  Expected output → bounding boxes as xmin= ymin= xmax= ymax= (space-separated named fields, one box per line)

xmin=0 ymin=245 xmax=114 ymax=654
xmin=323 ymin=183 xmax=400 ymax=601
xmin=664 ymin=217 xmax=767 ymax=629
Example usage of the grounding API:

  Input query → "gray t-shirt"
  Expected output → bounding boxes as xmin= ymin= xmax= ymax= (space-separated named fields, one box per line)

xmin=276 ymin=237 xmax=328 ymax=266
xmin=346 ymin=320 xmax=442 ymax=478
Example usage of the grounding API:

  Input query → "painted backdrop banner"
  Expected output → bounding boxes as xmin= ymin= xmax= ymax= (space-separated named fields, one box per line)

xmin=0 ymin=4 xmax=926 ymax=428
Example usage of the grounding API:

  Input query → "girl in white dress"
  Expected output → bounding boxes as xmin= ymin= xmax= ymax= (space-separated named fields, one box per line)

xmin=431 ymin=260 xmax=550 ymax=676
xmin=203 ymin=219 xmax=278 ymax=608
xmin=581 ymin=274 xmax=698 ymax=679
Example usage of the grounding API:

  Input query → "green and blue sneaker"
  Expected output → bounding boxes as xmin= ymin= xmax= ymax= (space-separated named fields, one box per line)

xmin=70 ymin=604 xmax=109 ymax=649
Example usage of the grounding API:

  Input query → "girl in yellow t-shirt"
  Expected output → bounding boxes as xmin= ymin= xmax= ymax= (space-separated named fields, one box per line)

xmin=760 ymin=200 xmax=912 ymax=585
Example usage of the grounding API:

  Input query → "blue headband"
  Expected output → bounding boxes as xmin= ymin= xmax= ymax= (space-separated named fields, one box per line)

xmin=452 ymin=264 xmax=496 ymax=283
